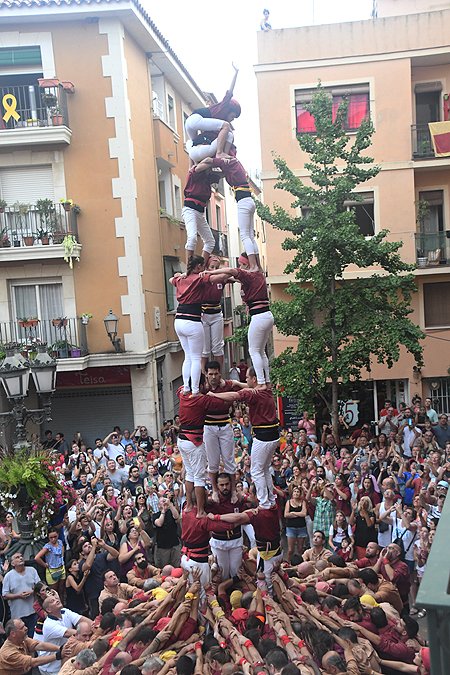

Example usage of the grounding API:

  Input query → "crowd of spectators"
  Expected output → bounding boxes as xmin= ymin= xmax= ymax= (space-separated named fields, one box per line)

xmin=0 ymin=389 xmax=447 ymax=675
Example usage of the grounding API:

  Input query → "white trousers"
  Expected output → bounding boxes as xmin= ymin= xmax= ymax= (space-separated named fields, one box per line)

xmin=174 ymin=318 xmax=204 ymax=394
xmin=251 ymin=437 xmax=279 ymax=509
xmin=248 ymin=311 xmax=274 ymax=384
xmin=243 ymin=523 xmax=256 ymax=548
xmin=185 ymin=113 xmax=225 ymax=140
xmin=182 ymin=206 xmax=215 ymax=253
xmin=181 ymin=554 xmax=210 ymax=602
xmin=202 ymin=312 xmax=224 ymax=357
xmin=238 ymin=197 xmax=258 ymax=255
xmin=204 ymin=424 xmax=235 ymax=474
xmin=178 ymin=438 xmax=207 ymax=487
xmin=257 ymin=551 xmax=283 ymax=596
xmin=210 ymin=537 xmax=243 ymax=580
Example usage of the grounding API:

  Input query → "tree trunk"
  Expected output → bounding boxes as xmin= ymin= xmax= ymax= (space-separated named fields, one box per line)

xmin=330 ymin=277 xmax=339 ymax=440
xmin=331 ymin=376 xmax=339 ymax=442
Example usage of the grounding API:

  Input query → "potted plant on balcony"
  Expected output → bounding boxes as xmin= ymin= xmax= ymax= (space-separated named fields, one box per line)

xmin=13 ymin=202 xmax=30 ymax=234
xmin=70 ymin=344 xmax=82 ymax=358
xmin=51 ymin=339 xmax=70 ymax=358
xmin=60 ymin=198 xmax=73 ymax=212
xmin=63 ymin=234 xmax=79 ymax=269
xmin=50 ymin=106 xmax=63 ymax=126
xmin=52 ymin=317 xmax=68 ymax=328
xmin=80 ymin=312 xmax=92 ymax=325
xmin=18 ymin=317 xmax=39 ymax=328
xmin=416 ymin=199 xmax=430 ymax=268
xmin=23 ymin=234 xmax=35 ymax=246
xmin=35 ymin=228 xmax=50 ymax=245
xmin=41 ymin=92 xmax=57 ymax=108
xmin=0 ymin=199 xmax=7 ymax=213
xmin=0 ymin=229 xmax=11 ymax=247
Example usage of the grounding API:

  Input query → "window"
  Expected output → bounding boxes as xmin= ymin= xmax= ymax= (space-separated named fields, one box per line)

xmin=152 ymin=91 xmax=163 ymax=119
xmin=428 ymin=378 xmax=450 ymax=414
xmin=10 ymin=281 xmax=64 ymax=342
xmin=167 ymin=94 xmax=175 ymax=129
xmin=182 ymin=111 xmax=189 ymax=144
xmin=0 ymin=46 xmax=42 ymax=67
xmin=163 ymin=256 xmax=182 ymax=311
xmin=158 ymin=165 xmax=172 ymax=214
xmin=418 ymin=190 xmax=444 ymax=234
xmin=215 ymin=205 xmax=222 ymax=231
xmin=296 ymin=84 xmax=369 ymax=134
xmin=424 ymin=282 xmax=450 ymax=328
xmin=344 ymin=192 xmax=375 ymax=236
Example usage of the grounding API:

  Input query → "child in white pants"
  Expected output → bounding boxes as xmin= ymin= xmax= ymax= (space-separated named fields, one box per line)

xmin=248 ymin=310 xmax=274 ymax=385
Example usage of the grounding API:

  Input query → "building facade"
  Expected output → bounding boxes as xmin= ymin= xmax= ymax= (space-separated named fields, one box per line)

xmin=256 ymin=0 xmax=450 ymax=418
xmin=0 ymin=0 xmax=232 ymax=443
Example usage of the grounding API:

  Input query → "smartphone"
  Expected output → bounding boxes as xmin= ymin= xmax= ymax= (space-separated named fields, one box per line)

xmin=408 ymin=418 xmax=413 ymax=426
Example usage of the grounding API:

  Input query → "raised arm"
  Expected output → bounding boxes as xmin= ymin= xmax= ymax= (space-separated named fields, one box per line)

xmin=228 ymin=63 xmax=239 ymax=95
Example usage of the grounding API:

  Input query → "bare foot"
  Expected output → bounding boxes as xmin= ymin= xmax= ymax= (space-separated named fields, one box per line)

xmin=216 ymin=152 xmax=231 ymax=159
xmin=231 ymin=491 xmax=238 ymax=504
xmin=196 ymin=510 xmax=207 ymax=519
xmin=211 ymin=491 xmax=220 ymax=503
xmin=185 ymin=504 xmax=193 ymax=513
xmin=247 ymin=266 xmax=259 ymax=272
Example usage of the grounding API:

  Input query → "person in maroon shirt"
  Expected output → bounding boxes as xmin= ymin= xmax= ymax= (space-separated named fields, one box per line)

xmin=177 ymin=375 xmax=230 ymax=517
xmin=196 ymin=156 xmax=259 ymax=270
xmin=184 ymin=64 xmax=240 ymax=163
xmin=182 ymin=166 xmax=217 ymax=264
xmin=203 ymin=253 xmax=274 ymax=385
xmin=181 ymin=501 xmax=248 ymax=598
xmin=207 ymin=366 xmax=280 ymax=510
xmin=208 ymin=473 xmax=250 ymax=579
xmin=201 ymin=257 xmax=226 ymax=373
xmin=170 ymin=256 xmax=219 ymax=396
xmin=203 ymin=360 xmax=247 ymax=500
xmin=373 ymin=542 xmax=411 ymax=606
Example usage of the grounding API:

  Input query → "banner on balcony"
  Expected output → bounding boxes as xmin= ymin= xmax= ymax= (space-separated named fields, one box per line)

xmin=428 ymin=121 xmax=450 ymax=157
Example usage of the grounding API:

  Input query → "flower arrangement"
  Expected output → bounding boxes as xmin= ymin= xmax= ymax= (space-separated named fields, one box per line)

xmin=80 ymin=312 xmax=93 ymax=325
xmin=0 ymin=446 xmax=76 ymax=538
xmin=60 ymin=198 xmax=74 ymax=212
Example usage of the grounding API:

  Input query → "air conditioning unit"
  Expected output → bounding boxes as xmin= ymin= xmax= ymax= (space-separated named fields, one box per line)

xmin=154 ymin=306 xmax=161 ymax=330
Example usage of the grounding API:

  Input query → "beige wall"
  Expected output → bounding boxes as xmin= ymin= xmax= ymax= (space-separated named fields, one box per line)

xmin=256 ymin=10 xmax=450 ymax=394
xmin=377 ymin=0 xmax=450 ymax=18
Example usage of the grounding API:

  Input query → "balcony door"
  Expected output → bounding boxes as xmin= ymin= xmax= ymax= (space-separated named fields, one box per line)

xmin=10 ymin=281 xmax=64 ymax=343
xmin=415 ymin=90 xmax=441 ymax=124
xmin=418 ymin=190 xmax=444 ymax=234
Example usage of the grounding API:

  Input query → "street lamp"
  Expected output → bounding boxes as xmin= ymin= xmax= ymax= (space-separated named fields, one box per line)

xmin=103 ymin=309 xmax=122 ymax=352
xmin=0 ymin=344 xmax=57 ymax=445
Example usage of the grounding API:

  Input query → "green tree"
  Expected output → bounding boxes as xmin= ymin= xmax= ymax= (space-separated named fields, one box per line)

xmin=258 ymin=85 xmax=423 ymax=437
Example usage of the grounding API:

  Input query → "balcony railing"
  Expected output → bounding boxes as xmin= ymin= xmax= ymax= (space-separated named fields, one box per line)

xmin=0 ymin=84 xmax=69 ymax=130
xmin=212 ymin=229 xmax=229 ymax=257
xmin=415 ymin=231 xmax=450 ymax=267
xmin=0 ymin=318 xmax=88 ymax=358
xmin=412 ymin=123 xmax=439 ymax=159
xmin=0 ymin=202 xmax=78 ymax=248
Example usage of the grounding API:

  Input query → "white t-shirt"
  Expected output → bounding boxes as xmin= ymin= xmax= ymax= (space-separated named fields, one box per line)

xmin=329 ymin=524 xmax=352 ymax=545
xmin=106 ymin=443 xmax=125 ymax=462
xmin=2 ymin=567 xmax=40 ymax=618
xmin=40 ymin=608 xmax=82 ymax=673
xmin=392 ymin=519 xmax=417 ymax=562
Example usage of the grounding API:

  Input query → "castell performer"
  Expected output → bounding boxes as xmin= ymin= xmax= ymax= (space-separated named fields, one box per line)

xmin=205 ymin=366 xmax=280 ymax=511
xmin=201 ymin=256 xmax=226 ymax=372
xmin=203 ymin=360 xmax=247 ymax=502
xmin=170 ymin=256 xmax=219 ymax=396
xmin=203 ymin=254 xmax=274 ymax=385
xmin=184 ymin=64 xmax=240 ymax=163
xmin=176 ymin=373 xmax=230 ymax=518
xmin=182 ymin=164 xmax=219 ymax=265
xmin=196 ymin=156 xmax=258 ymax=271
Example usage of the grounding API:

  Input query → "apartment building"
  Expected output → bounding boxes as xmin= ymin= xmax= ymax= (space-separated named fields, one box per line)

xmin=256 ymin=0 xmax=450 ymax=418
xmin=0 ymin=0 xmax=232 ymax=443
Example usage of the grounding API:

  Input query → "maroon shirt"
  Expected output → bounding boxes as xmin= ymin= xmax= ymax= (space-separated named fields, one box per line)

xmin=183 ymin=168 xmax=215 ymax=211
xmin=238 ymin=388 xmax=278 ymax=427
xmin=235 ymin=268 xmax=269 ymax=306
xmin=202 ymin=279 xmax=224 ymax=312
xmin=208 ymin=90 xmax=233 ymax=119
xmin=208 ymin=495 xmax=249 ymax=540
xmin=178 ymin=390 xmax=230 ymax=446
xmin=173 ymin=273 xmax=214 ymax=305
xmin=247 ymin=506 xmax=281 ymax=545
xmin=211 ymin=157 xmax=250 ymax=194
xmin=205 ymin=379 xmax=239 ymax=424
xmin=380 ymin=559 xmax=411 ymax=603
xmin=181 ymin=507 xmax=235 ymax=547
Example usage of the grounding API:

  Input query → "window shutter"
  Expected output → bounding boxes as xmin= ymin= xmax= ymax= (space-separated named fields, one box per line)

xmin=0 ymin=165 xmax=55 ymax=205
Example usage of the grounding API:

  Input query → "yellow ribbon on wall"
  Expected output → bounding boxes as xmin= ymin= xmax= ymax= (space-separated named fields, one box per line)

xmin=2 ymin=94 xmax=20 ymax=122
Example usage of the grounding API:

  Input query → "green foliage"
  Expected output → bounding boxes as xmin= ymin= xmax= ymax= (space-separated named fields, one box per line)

xmin=0 ymin=446 xmax=59 ymax=503
xmin=226 ymin=305 xmax=249 ymax=347
xmin=257 ymin=84 xmax=424 ymax=424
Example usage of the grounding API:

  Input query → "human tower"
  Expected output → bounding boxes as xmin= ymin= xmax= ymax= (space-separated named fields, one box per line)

xmin=169 ymin=66 xmax=281 ymax=591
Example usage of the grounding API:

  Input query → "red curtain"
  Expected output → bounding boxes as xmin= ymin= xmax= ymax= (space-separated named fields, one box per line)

xmin=296 ymin=104 xmax=316 ymax=133
xmin=347 ymin=94 xmax=369 ymax=129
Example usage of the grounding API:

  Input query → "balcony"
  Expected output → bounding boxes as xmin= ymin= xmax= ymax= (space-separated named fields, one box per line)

xmin=0 ymin=83 xmax=71 ymax=147
xmin=0 ymin=202 xmax=80 ymax=263
xmin=153 ymin=116 xmax=178 ymax=167
xmin=212 ymin=229 xmax=229 ymax=258
xmin=410 ymin=123 xmax=450 ymax=160
xmin=415 ymin=231 xmax=450 ymax=268
xmin=0 ymin=318 xmax=88 ymax=359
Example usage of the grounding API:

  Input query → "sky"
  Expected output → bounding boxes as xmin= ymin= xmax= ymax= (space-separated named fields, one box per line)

xmin=145 ymin=1 xmax=375 ymax=173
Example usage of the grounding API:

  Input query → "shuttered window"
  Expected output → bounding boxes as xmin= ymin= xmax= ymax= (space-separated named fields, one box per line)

xmin=424 ymin=282 xmax=450 ymax=328
xmin=0 ymin=165 xmax=54 ymax=205
xmin=0 ymin=47 xmax=42 ymax=67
